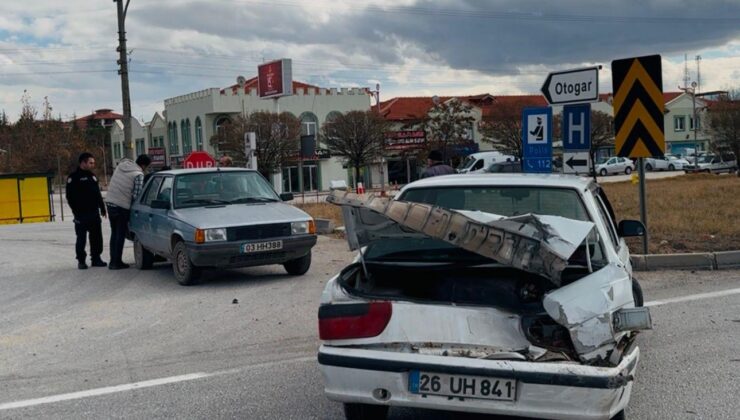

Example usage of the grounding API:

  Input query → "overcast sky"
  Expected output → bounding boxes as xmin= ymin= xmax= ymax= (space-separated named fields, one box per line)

xmin=1 ymin=0 xmax=739 ymax=122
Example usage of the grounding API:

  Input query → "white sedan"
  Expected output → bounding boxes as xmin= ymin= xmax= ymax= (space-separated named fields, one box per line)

xmin=319 ymin=174 xmax=651 ymax=420
xmin=595 ymin=157 xmax=635 ymax=176
xmin=645 ymin=156 xmax=688 ymax=171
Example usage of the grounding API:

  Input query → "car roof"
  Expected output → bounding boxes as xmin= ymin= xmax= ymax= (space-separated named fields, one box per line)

xmin=153 ymin=167 xmax=258 ymax=176
xmin=401 ymin=173 xmax=596 ymax=191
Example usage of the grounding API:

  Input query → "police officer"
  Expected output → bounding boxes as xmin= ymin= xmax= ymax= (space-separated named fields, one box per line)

xmin=66 ymin=152 xmax=107 ymax=269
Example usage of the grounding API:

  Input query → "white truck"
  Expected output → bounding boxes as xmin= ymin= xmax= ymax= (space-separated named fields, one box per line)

xmin=457 ymin=151 xmax=517 ymax=174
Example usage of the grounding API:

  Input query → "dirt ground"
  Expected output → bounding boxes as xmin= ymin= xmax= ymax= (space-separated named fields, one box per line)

xmin=298 ymin=174 xmax=740 ymax=254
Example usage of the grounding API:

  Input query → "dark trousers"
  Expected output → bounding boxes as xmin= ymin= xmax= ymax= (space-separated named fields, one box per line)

xmin=107 ymin=204 xmax=130 ymax=265
xmin=74 ymin=215 xmax=103 ymax=262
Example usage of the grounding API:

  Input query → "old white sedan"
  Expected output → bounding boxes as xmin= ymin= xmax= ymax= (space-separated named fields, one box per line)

xmin=318 ymin=174 xmax=651 ymax=420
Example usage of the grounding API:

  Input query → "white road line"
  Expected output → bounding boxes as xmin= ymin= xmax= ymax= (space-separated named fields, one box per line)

xmin=646 ymin=287 xmax=740 ymax=307
xmin=0 ymin=355 xmax=315 ymax=411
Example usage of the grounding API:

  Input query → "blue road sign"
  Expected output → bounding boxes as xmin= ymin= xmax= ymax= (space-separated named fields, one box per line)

xmin=522 ymin=107 xmax=553 ymax=173
xmin=563 ymin=104 xmax=591 ymax=151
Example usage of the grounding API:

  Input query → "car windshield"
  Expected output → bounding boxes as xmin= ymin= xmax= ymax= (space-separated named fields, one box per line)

xmin=366 ymin=186 xmax=604 ymax=265
xmin=457 ymin=156 xmax=476 ymax=170
xmin=596 ymin=157 xmax=609 ymax=164
xmin=173 ymin=171 xmax=279 ymax=208
xmin=697 ymin=155 xmax=715 ymax=164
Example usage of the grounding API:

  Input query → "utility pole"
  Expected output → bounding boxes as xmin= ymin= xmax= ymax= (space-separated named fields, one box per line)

xmin=115 ymin=0 xmax=133 ymax=159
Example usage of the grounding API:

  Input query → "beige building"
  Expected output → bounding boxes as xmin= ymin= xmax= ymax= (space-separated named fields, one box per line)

xmin=162 ymin=77 xmax=372 ymax=192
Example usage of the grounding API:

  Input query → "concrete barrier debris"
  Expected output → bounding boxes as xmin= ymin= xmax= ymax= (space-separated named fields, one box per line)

xmin=631 ymin=250 xmax=740 ymax=271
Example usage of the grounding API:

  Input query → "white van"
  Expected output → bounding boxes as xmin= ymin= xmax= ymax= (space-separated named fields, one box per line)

xmin=457 ymin=151 xmax=517 ymax=173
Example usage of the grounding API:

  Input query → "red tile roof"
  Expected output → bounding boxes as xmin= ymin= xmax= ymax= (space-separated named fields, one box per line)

xmin=72 ymin=109 xmax=123 ymax=129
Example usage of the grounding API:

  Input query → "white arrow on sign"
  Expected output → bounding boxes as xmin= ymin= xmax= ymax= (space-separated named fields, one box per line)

xmin=563 ymin=151 xmax=591 ymax=174
xmin=541 ymin=66 xmax=599 ymax=105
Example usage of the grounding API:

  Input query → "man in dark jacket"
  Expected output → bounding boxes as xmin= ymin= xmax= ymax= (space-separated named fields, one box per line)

xmin=421 ymin=150 xmax=456 ymax=178
xmin=66 ymin=152 xmax=107 ymax=269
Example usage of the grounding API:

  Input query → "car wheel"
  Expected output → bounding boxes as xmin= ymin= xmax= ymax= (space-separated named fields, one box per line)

xmin=645 ymin=163 xmax=652 ymax=171
xmin=343 ymin=403 xmax=389 ymax=420
xmin=172 ymin=240 xmax=201 ymax=286
xmin=283 ymin=251 xmax=311 ymax=275
xmin=625 ymin=167 xmax=632 ymax=175
xmin=611 ymin=410 xmax=626 ymax=420
xmin=600 ymin=169 xmax=607 ymax=176
xmin=668 ymin=164 xmax=675 ymax=171
xmin=134 ymin=238 xmax=154 ymax=270
xmin=632 ymin=278 xmax=644 ymax=307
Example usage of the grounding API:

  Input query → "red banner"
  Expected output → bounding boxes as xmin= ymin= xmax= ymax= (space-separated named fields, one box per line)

xmin=384 ymin=130 xmax=427 ymax=150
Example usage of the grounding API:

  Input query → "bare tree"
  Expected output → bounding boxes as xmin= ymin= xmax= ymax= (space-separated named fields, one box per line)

xmin=404 ymin=98 xmax=475 ymax=163
xmin=321 ymin=110 xmax=389 ymax=187
xmin=209 ymin=112 xmax=300 ymax=178
xmin=480 ymin=98 xmax=535 ymax=158
xmin=589 ymin=110 xmax=615 ymax=167
xmin=706 ymin=90 xmax=740 ymax=175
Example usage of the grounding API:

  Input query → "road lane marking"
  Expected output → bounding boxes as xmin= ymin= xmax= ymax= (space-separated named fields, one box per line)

xmin=0 ymin=355 xmax=315 ymax=411
xmin=646 ymin=287 xmax=740 ymax=307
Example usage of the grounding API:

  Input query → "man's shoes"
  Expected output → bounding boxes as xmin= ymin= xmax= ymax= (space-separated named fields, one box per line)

xmin=108 ymin=262 xmax=130 ymax=270
xmin=91 ymin=259 xmax=107 ymax=267
xmin=78 ymin=261 xmax=88 ymax=270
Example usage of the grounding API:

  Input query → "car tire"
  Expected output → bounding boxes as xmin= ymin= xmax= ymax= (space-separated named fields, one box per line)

xmin=283 ymin=251 xmax=311 ymax=275
xmin=632 ymin=278 xmax=644 ymax=307
xmin=645 ymin=163 xmax=652 ymax=171
xmin=134 ymin=238 xmax=154 ymax=270
xmin=600 ymin=169 xmax=607 ymax=176
xmin=172 ymin=240 xmax=201 ymax=286
xmin=668 ymin=164 xmax=675 ymax=171
xmin=625 ymin=167 xmax=632 ymax=175
xmin=343 ymin=403 xmax=389 ymax=420
xmin=611 ymin=410 xmax=626 ymax=420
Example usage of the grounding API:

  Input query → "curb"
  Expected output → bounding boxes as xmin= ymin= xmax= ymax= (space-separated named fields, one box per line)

xmin=631 ymin=250 xmax=740 ymax=271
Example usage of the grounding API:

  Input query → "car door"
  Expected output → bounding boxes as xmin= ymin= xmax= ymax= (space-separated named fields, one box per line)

xmin=131 ymin=176 xmax=163 ymax=248
xmin=149 ymin=176 xmax=174 ymax=255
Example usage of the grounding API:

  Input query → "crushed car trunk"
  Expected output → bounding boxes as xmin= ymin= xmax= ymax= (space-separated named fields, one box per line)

xmin=327 ymin=191 xmax=652 ymax=366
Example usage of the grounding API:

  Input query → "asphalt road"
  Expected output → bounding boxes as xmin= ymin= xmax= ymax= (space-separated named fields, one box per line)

xmin=1 ymin=221 xmax=738 ymax=420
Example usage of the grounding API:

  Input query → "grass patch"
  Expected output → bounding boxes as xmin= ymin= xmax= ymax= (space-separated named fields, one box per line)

xmin=602 ymin=174 xmax=740 ymax=253
xmin=297 ymin=174 xmax=740 ymax=254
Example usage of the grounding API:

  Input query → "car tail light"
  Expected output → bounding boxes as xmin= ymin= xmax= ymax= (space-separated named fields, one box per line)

xmin=318 ymin=302 xmax=392 ymax=340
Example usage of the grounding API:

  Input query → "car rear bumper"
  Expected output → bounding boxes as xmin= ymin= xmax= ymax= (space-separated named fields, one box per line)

xmin=318 ymin=344 xmax=639 ymax=420
xmin=187 ymin=235 xmax=316 ymax=268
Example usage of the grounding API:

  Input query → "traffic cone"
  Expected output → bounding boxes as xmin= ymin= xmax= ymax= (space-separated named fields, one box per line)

xmin=357 ymin=182 xmax=365 ymax=194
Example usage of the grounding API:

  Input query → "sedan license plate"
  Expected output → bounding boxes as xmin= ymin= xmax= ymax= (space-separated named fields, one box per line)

xmin=409 ymin=371 xmax=516 ymax=401
xmin=241 ymin=240 xmax=283 ymax=253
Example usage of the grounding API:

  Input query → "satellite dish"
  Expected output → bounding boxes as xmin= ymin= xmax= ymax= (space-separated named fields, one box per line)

xmin=432 ymin=95 xmax=440 ymax=105
xmin=237 ymin=75 xmax=246 ymax=87
xmin=691 ymin=81 xmax=697 ymax=88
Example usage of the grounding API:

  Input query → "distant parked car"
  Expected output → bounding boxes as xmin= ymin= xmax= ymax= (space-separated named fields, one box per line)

xmin=595 ymin=156 xmax=635 ymax=176
xmin=644 ymin=156 xmax=686 ymax=171
xmin=486 ymin=160 xmax=522 ymax=173
xmin=685 ymin=153 xmax=738 ymax=174
xmin=666 ymin=156 xmax=691 ymax=170
xmin=129 ymin=168 xmax=317 ymax=285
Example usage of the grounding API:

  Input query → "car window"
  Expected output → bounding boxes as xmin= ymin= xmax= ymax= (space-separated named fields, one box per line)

xmin=401 ymin=187 xmax=590 ymax=221
xmin=607 ymin=158 xmax=616 ymax=165
xmin=595 ymin=194 xmax=619 ymax=248
xmin=173 ymin=171 xmax=279 ymax=208
xmin=472 ymin=159 xmax=484 ymax=170
xmin=157 ymin=176 xmax=174 ymax=203
xmin=141 ymin=177 xmax=164 ymax=206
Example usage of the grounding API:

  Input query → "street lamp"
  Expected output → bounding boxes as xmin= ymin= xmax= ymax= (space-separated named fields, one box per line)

xmin=678 ymin=82 xmax=700 ymax=161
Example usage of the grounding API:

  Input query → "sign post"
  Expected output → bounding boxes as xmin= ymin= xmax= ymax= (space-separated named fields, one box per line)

xmin=612 ymin=54 xmax=665 ymax=254
xmin=562 ymin=103 xmax=592 ymax=175
xmin=521 ymin=107 xmax=553 ymax=173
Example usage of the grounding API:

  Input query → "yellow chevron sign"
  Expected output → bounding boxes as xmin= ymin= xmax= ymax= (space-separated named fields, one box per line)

xmin=611 ymin=55 xmax=665 ymax=158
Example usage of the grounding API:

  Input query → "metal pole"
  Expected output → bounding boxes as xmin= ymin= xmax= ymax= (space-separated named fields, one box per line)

xmin=638 ymin=157 xmax=648 ymax=254
xmin=100 ymin=145 xmax=108 ymax=186
xmin=116 ymin=0 xmax=133 ymax=159
xmin=692 ymin=89 xmax=698 ymax=150
xmin=57 ymin=156 xmax=64 ymax=222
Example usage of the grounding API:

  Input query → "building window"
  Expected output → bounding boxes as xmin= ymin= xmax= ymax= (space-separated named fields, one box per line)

xmin=113 ymin=142 xmax=121 ymax=159
xmin=674 ymin=116 xmax=685 ymax=132
xmin=182 ymin=119 xmax=192 ymax=154
xmin=299 ymin=112 xmax=319 ymax=136
xmin=325 ymin=111 xmax=343 ymax=125
xmin=170 ymin=122 xmax=180 ymax=155
xmin=135 ymin=138 xmax=145 ymax=156
xmin=690 ymin=116 xmax=700 ymax=131
xmin=148 ymin=132 xmax=153 ymax=148
xmin=195 ymin=117 xmax=203 ymax=151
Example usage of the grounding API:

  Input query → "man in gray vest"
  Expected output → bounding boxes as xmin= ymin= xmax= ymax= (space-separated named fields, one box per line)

xmin=421 ymin=150 xmax=456 ymax=178
xmin=105 ymin=154 xmax=151 ymax=270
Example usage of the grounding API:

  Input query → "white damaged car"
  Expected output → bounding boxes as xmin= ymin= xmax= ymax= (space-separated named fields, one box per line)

xmin=318 ymin=174 xmax=651 ymax=420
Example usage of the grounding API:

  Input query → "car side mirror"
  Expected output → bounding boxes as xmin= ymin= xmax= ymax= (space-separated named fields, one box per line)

xmin=280 ymin=193 xmax=294 ymax=201
xmin=618 ymin=220 xmax=646 ymax=237
xmin=151 ymin=199 xmax=170 ymax=210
